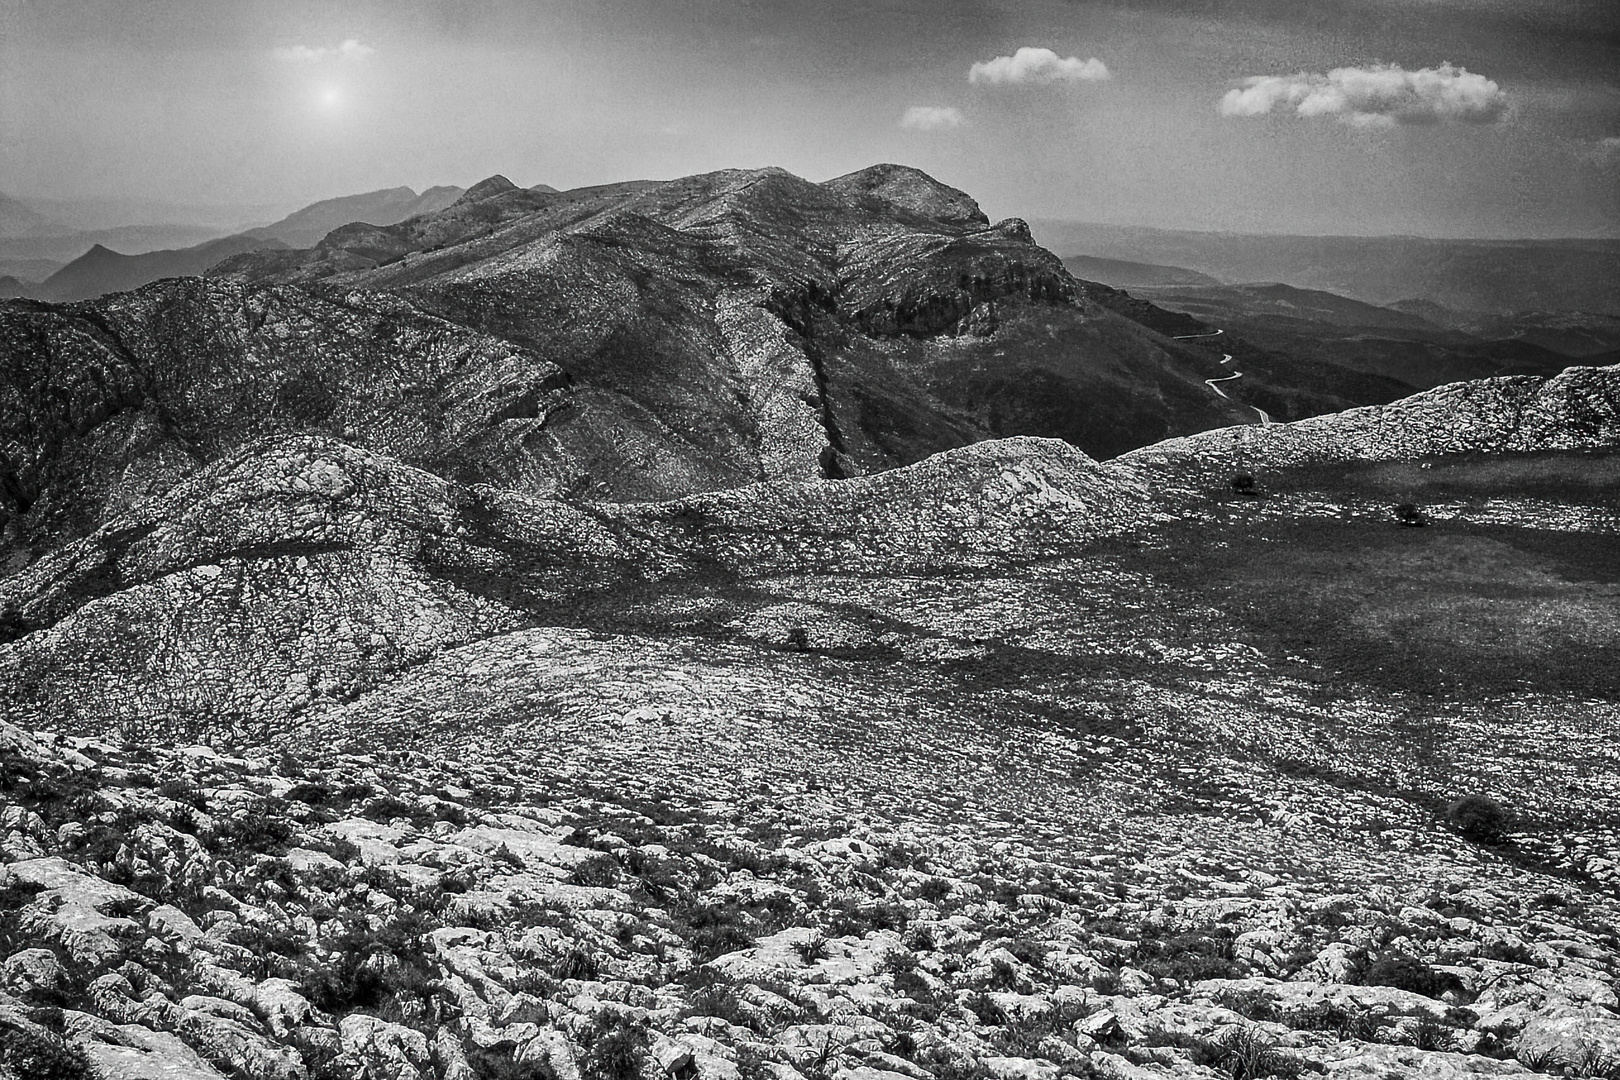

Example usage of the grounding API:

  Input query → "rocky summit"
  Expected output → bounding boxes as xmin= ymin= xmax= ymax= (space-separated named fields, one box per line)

xmin=0 ymin=165 xmax=1618 ymax=1080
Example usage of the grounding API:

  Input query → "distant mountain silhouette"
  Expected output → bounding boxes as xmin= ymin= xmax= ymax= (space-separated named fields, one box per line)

xmin=35 ymin=234 xmax=290 ymax=302
xmin=0 ymin=192 xmax=64 ymax=239
xmin=1061 ymin=254 xmax=1221 ymax=289
xmin=1037 ymin=220 xmax=1620 ymax=317
xmin=245 ymin=184 xmax=466 ymax=248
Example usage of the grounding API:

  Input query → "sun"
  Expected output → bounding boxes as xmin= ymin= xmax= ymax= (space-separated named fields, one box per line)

xmin=318 ymin=85 xmax=342 ymax=110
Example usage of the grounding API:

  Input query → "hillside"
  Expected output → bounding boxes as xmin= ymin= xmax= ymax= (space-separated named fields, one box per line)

xmin=1128 ymin=282 xmax=1579 ymax=394
xmin=0 ymin=362 xmax=1618 ymax=1080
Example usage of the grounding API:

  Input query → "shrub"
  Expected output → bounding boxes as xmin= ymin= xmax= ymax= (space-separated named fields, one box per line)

xmin=206 ymin=811 xmax=295 ymax=857
xmin=1394 ymin=503 xmax=1430 ymax=527
xmin=1 ymin=1024 xmax=97 ymax=1080
xmin=555 ymin=946 xmax=600 ymax=981
xmin=1231 ymin=473 xmax=1258 ymax=497
xmin=570 ymin=854 xmax=622 ymax=888
xmin=1282 ymin=1002 xmax=1381 ymax=1042
xmin=1138 ymin=928 xmax=1241 ymax=984
xmin=1412 ymin=1017 xmax=1456 ymax=1052
xmin=1202 ymin=1027 xmax=1304 ymax=1080
xmin=1361 ymin=952 xmax=1462 ymax=999
xmin=966 ymin=991 xmax=1008 ymax=1027
xmin=681 ymin=977 xmax=753 ymax=1029
xmin=794 ymin=930 xmax=829 ymax=963
xmin=1446 ymin=795 xmax=1511 ymax=843
xmin=579 ymin=1014 xmax=650 ymax=1080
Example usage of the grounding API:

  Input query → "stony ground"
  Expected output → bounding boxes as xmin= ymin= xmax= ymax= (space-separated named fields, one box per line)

xmin=2 ymin=697 xmax=1618 ymax=1080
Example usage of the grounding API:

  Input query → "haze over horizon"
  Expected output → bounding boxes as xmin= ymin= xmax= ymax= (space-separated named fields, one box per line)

xmin=3 ymin=0 xmax=1618 ymax=240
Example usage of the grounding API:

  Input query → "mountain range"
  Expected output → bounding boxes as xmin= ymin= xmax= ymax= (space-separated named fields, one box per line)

xmin=1 ymin=163 xmax=1618 ymax=1080
xmin=1 ymin=164 xmax=1341 ymax=564
xmin=0 ymin=184 xmax=470 ymax=302
xmin=1036 ymin=220 xmax=1620 ymax=317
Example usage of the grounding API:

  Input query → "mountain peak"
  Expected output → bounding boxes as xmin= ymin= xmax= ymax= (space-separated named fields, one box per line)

xmin=459 ymin=175 xmax=518 ymax=203
xmin=823 ymin=163 xmax=988 ymax=228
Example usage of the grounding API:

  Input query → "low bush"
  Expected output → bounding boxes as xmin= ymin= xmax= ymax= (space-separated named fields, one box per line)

xmin=1361 ymin=952 xmax=1463 ymax=999
xmin=0 ymin=1024 xmax=97 ymax=1080
xmin=570 ymin=854 xmax=622 ymax=888
xmin=793 ymin=930 xmax=829 ymax=963
xmin=1446 ymin=795 xmax=1511 ymax=843
xmin=1203 ymin=1027 xmax=1306 ymax=1079
xmin=579 ymin=1013 xmax=650 ymax=1080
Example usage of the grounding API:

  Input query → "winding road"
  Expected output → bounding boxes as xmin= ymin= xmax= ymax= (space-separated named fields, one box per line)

xmin=1172 ymin=328 xmax=1272 ymax=426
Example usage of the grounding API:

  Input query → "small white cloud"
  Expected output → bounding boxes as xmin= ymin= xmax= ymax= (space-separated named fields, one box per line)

xmin=900 ymin=106 xmax=964 ymax=131
xmin=273 ymin=38 xmax=375 ymax=63
xmin=1220 ymin=62 xmax=1507 ymax=127
xmin=969 ymin=47 xmax=1110 ymax=86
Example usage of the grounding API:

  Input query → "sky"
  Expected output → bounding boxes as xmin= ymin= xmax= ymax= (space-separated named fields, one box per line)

xmin=2 ymin=0 xmax=1618 ymax=238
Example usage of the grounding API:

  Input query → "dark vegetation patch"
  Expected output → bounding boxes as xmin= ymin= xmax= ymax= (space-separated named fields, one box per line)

xmin=1132 ymin=458 xmax=1620 ymax=699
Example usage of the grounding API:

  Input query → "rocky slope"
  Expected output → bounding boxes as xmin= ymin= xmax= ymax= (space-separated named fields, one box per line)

xmin=0 ymin=367 xmax=1617 ymax=1079
xmin=3 ymin=165 xmax=1396 ymax=569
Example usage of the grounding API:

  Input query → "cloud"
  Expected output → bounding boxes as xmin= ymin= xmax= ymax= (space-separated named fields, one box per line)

xmin=1220 ymin=62 xmax=1507 ymax=127
xmin=272 ymin=39 xmax=376 ymax=63
xmin=900 ymin=106 xmax=964 ymax=131
xmin=969 ymin=47 xmax=1110 ymax=86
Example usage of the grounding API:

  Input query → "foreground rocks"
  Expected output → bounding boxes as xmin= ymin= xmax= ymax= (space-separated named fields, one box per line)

xmin=1 ymin=712 xmax=1617 ymax=1080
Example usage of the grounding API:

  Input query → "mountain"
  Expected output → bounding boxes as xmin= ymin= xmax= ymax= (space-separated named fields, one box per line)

xmin=1130 ymin=280 xmax=1580 ymax=392
xmin=1036 ymin=219 xmax=1620 ymax=317
xmin=1061 ymin=254 xmax=1222 ymax=288
xmin=0 ymin=223 xmax=244 ymax=267
xmin=32 ymin=233 xmax=290 ymax=302
xmin=3 ymin=165 xmax=1367 ymax=565
xmin=0 ymin=186 xmax=467 ymax=281
xmin=1 ymin=164 xmax=1619 ymax=1080
xmin=244 ymin=184 xmax=466 ymax=248
xmin=0 ymin=192 xmax=63 ymax=239
xmin=1387 ymin=300 xmax=1620 ymax=358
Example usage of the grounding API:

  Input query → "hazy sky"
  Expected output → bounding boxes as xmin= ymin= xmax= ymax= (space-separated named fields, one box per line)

xmin=3 ymin=0 xmax=1617 ymax=237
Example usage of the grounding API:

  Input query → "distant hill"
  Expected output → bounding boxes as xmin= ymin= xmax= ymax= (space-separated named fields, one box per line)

xmin=37 ymin=233 xmax=289 ymax=302
xmin=1387 ymin=299 xmax=1620 ymax=358
xmin=1134 ymin=279 xmax=1578 ymax=391
xmin=1033 ymin=220 xmax=1620 ymax=317
xmin=1061 ymin=254 xmax=1221 ymax=288
xmin=1139 ymin=281 xmax=1465 ymax=340
xmin=0 ymin=192 xmax=64 ymax=238
xmin=0 ymin=223 xmax=242 ymax=266
xmin=246 ymin=185 xmax=465 ymax=248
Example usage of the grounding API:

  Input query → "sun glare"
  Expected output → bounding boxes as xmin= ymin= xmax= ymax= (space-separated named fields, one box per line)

xmin=318 ymin=85 xmax=342 ymax=110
